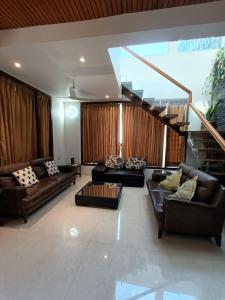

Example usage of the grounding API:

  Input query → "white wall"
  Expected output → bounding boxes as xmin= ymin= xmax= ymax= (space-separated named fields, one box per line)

xmin=52 ymin=98 xmax=81 ymax=165
xmin=51 ymin=98 xmax=65 ymax=164
xmin=64 ymin=101 xmax=81 ymax=164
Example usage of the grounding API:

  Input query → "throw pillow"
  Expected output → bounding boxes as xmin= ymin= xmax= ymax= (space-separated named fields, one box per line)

xmin=125 ymin=157 xmax=146 ymax=170
xmin=13 ymin=166 xmax=39 ymax=187
xmin=159 ymin=169 xmax=182 ymax=190
xmin=44 ymin=160 xmax=60 ymax=176
xmin=168 ymin=176 xmax=198 ymax=201
xmin=105 ymin=155 xmax=125 ymax=169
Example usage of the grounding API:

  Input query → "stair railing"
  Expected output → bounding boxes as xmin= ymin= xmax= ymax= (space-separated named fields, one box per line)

xmin=122 ymin=46 xmax=225 ymax=152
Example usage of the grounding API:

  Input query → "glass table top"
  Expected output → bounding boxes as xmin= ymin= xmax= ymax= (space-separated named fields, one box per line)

xmin=77 ymin=182 xmax=122 ymax=199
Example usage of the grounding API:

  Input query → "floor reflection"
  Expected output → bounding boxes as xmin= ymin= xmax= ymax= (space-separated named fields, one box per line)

xmin=116 ymin=281 xmax=196 ymax=300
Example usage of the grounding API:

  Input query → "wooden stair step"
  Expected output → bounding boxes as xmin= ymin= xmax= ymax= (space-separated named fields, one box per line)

xmin=150 ymin=106 xmax=166 ymax=114
xmin=200 ymin=158 xmax=225 ymax=162
xmin=132 ymin=89 xmax=143 ymax=98
xmin=173 ymin=121 xmax=190 ymax=127
xmin=161 ymin=114 xmax=178 ymax=121
xmin=193 ymin=147 xmax=224 ymax=152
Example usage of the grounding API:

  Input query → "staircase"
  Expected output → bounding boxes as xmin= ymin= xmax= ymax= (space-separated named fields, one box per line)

xmin=116 ymin=46 xmax=225 ymax=181
xmin=188 ymin=131 xmax=225 ymax=183
xmin=122 ymin=81 xmax=189 ymax=136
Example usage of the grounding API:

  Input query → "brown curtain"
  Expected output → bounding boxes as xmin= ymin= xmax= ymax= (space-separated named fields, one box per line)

xmin=166 ymin=104 xmax=186 ymax=166
xmin=37 ymin=93 xmax=52 ymax=157
xmin=0 ymin=76 xmax=37 ymax=165
xmin=122 ymin=103 xmax=164 ymax=166
xmin=82 ymin=103 xmax=119 ymax=163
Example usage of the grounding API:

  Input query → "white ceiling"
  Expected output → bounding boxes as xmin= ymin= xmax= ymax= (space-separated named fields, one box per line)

xmin=0 ymin=1 xmax=225 ymax=100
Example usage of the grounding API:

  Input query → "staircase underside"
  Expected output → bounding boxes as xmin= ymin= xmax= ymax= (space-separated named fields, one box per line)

xmin=122 ymin=84 xmax=189 ymax=136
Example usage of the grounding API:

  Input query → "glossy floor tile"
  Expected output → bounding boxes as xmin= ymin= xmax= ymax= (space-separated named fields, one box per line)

xmin=0 ymin=175 xmax=225 ymax=300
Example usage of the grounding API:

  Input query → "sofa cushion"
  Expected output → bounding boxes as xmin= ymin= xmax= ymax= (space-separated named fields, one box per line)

xmin=48 ymin=172 xmax=74 ymax=183
xmin=32 ymin=166 xmax=48 ymax=179
xmin=159 ymin=170 xmax=182 ymax=191
xmin=105 ymin=155 xmax=125 ymax=169
xmin=168 ymin=176 xmax=198 ymax=201
xmin=44 ymin=160 xmax=60 ymax=176
xmin=13 ymin=166 xmax=39 ymax=187
xmin=0 ymin=176 xmax=18 ymax=188
xmin=147 ymin=179 xmax=174 ymax=193
xmin=23 ymin=177 xmax=59 ymax=206
xmin=30 ymin=156 xmax=53 ymax=166
xmin=189 ymin=169 xmax=219 ymax=202
xmin=125 ymin=157 xmax=146 ymax=170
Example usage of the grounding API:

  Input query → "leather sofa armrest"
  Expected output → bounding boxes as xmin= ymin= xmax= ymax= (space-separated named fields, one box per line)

xmin=163 ymin=196 xmax=217 ymax=233
xmin=1 ymin=186 xmax=27 ymax=199
xmin=58 ymin=165 xmax=73 ymax=173
xmin=0 ymin=186 xmax=27 ymax=214
xmin=92 ymin=165 xmax=107 ymax=173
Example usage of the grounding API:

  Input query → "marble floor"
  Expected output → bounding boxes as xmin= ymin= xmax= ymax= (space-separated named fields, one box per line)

xmin=0 ymin=175 xmax=225 ymax=300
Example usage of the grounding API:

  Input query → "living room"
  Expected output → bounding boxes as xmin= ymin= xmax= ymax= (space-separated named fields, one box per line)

xmin=1 ymin=1 xmax=225 ymax=300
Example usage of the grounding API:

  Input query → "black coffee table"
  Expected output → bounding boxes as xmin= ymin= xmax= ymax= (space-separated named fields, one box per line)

xmin=75 ymin=181 xmax=122 ymax=209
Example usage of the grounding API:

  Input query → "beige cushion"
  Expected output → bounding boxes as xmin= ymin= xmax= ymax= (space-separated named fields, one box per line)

xmin=159 ymin=169 xmax=182 ymax=190
xmin=168 ymin=176 xmax=198 ymax=201
xmin=13 ymin=166 xmax=39 ymax=187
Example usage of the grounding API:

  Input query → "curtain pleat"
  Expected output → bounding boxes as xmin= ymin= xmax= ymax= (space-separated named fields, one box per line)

xmin=37 ymin=93 xmax=52 ymax=157
xmin=82 ymin=103 xmax=119 ymax=163
xmin=166 ymin=104 xmax=186 ymax=166
xmin=0 ymin=76 xmax=37 ymax=165
xmin=122 ymin=103 xmax=164 ymax=166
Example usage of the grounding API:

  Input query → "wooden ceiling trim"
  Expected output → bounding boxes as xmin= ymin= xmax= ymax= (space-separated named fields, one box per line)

xmin=26 ymin=1 xmax=48 ymax=25
xmin=72 ymin=0 xmax=85 ymax=20
xmin=63 ymin=0 xmax=79 ymax=22
xmin=121 ymin=0 xmax=128 ymax=14
xmin=83 ymin=0 xmax=96 ymax=19
xmin=65 ymin=0 xmax=82 ymax=21
xmin=100 ymin=0 xmax=109 ymax=17
xmin=53 ymin=0 xmax=71 ymax=22
xmin=0 ymin=1 xmax=24 ymax=28
xmin=111 ymin=0 xmax=118 ymax=15
xmin=116 ymin=0 xmax=122 ymax=14
xmin=90 ymin=0 xmax=101 ymax=18
xmin=77 ymin=1 xmax=90 ymax=19
xmin=126 ymin=0 xmax=133 ymax=13
xmin=93 ymin=0 xmax=103 ymax=19
xmin=43 ymin=0 xmax=64 ymax=23
xmin=105 ymin=0 xmax=113 ymax=16
xmin=0 ymin=0 xmax=222 ymax=30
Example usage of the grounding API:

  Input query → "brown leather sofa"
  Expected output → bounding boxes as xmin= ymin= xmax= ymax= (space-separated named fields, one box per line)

xmin=147 ymin=163 xmax=225 ymax=246
xmin=0 ymin=157 xmax=75 ymax=223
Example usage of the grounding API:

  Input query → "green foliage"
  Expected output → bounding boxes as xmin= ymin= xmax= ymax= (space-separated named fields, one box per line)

xmin=205 ymin=101 xmax=221 ymax=121
xmin=203 ymin=47 xmax=225 ymax=96
xmin=210 ymin=47 xmax=225 ymax=89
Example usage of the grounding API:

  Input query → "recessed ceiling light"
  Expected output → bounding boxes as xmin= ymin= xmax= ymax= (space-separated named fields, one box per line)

xmin=14 ymin=62 xmax=21 ymax=68
xmin=105 ymin=95 xmax=109 ymax=99
xmin=80 ymin=57 xmax=85 ymax=63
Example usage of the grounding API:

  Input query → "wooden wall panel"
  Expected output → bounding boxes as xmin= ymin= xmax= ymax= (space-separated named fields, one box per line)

xmin=0 ymin=0 xmax=221 ymax=30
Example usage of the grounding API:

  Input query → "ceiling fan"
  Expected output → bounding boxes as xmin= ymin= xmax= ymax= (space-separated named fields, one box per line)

xmin=55 ymin=80 xmax=120 ymax=102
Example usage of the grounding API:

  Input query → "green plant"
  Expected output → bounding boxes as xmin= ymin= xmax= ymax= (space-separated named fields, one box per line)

xmin=204 ymin=101 xmax=221 ymax=121
xmin=203 ymin=47 xmax=225 ymax=97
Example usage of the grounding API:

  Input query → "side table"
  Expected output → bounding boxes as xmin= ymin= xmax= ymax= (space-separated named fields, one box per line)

xmin=72 ymin=164 xmax=81 ymax=177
